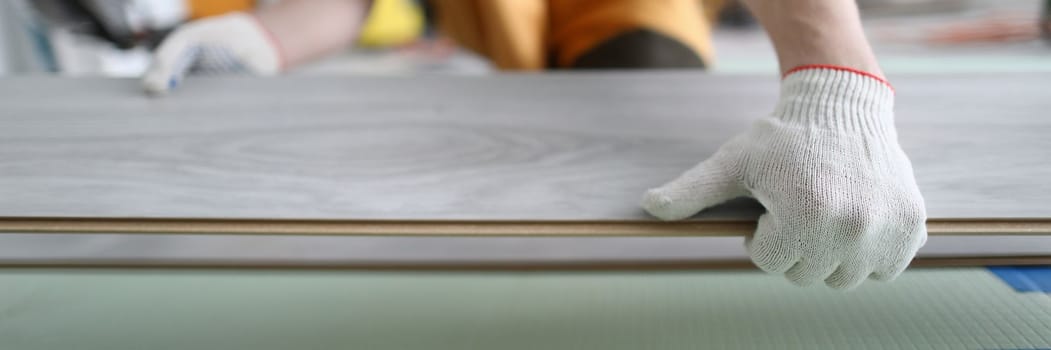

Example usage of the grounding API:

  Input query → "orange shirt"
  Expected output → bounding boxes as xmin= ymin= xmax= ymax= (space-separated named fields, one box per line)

xmin=430 ymin=0 xmax=719 ymax=70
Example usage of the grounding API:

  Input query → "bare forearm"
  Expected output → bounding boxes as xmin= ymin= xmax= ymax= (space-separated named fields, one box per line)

xmin=740 ymin=0 xmax=882 ymax=77
xmin=254 ymin=0 xmax=369 ymax=68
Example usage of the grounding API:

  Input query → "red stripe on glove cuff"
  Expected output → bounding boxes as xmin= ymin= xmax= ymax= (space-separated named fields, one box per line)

xmin=246 ymin=13 xmax=287 ymax=71
xmin=784 ymin=64 xmax=894 ymax=92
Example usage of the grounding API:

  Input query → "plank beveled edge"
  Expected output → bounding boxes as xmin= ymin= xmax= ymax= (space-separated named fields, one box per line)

xmin=0 ymin=217 xmax=1049 ymax=236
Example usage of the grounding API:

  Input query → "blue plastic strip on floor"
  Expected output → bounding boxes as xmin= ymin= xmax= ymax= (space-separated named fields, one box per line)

xmin=988 ymin=266 xmax=1051 ymax=293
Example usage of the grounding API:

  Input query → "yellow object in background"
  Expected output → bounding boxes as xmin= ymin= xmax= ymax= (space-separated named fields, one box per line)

xmin=187 ymin=0 xmax=256 ymax=19
xmin=358 ymin=0 xmax=426 ymax=47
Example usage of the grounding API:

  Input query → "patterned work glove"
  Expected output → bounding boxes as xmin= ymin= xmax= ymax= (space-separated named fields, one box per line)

xmin=142 ymin=13 xmax=283 ymax=94
xmin=642 ymin=66 xmax=927 ymax=290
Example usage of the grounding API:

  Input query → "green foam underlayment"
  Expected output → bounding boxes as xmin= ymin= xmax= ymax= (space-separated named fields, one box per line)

xmin=1 ymin=268 xmax=1049 ymax=350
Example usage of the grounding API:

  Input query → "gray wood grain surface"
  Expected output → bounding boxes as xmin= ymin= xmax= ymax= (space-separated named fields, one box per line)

xmin=1 ymin=73 xmax=1048 ymax=220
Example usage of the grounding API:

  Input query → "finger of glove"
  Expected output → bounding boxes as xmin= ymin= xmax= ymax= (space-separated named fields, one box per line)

xmin=746 ymin=214 xmax=798 ymax=274
xmin=871 ymin=226 xmax=925 ymax=281
xmin=825 ymin=261 xmax=871 ymax=290
xmin=642 ymin=157 xmax=744 ymax=221
xmin=143 ymin=28 xmax=202 ymax=95
xmin=785 ymin=259 xmax=839 ymax=287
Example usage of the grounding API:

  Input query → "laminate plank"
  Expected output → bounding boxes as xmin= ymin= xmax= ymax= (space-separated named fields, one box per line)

xmin=0 ymin=218 xmax=1049 ymax=236
xmin=0 ymin=74 xmax=1048 ymax=222
xmin=4 ymin=256 xmax=1051 ymax=269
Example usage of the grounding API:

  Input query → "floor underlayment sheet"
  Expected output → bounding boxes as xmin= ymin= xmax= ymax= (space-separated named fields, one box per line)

xmin=0 ymin=268 xmax=1049 ymax=349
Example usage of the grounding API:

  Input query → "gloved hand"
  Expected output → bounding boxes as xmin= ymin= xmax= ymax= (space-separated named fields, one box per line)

xmin=642 ymin=67 xmax=927 ymax=290
xmin=142 ymin=12 xmax=283 ymax=95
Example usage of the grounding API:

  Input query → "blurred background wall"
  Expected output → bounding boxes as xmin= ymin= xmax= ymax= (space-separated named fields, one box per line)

xmin=0 ymin=0 xmax=1047 ymax=77
xmin=0 ymin=0 xmax=53 ymax=74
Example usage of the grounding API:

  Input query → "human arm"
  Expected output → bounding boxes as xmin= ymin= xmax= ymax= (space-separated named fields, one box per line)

xmin=142 ymin=0 xmax=370 ymax=94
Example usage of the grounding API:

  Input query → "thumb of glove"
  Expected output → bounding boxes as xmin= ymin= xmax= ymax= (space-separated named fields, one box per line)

xmin=642 ymin=151 xmax=747 ymax=221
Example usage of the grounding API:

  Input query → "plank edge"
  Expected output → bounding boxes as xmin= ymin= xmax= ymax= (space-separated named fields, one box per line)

xmin=1 ymin=256 xmax=1049 ymax=270
xmin=1 ymin=217 xmax=1049 ymax=236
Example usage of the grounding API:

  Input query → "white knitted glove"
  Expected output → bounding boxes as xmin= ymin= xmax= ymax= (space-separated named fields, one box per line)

xmin=142 ymin=13 xmax=283 ymax=94
xmin=642 ymin=67 xmax=927 ymax=290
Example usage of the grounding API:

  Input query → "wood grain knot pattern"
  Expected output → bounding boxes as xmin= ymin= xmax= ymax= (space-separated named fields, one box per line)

xmin=0 ymin=76 xmax=756 ymax=220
